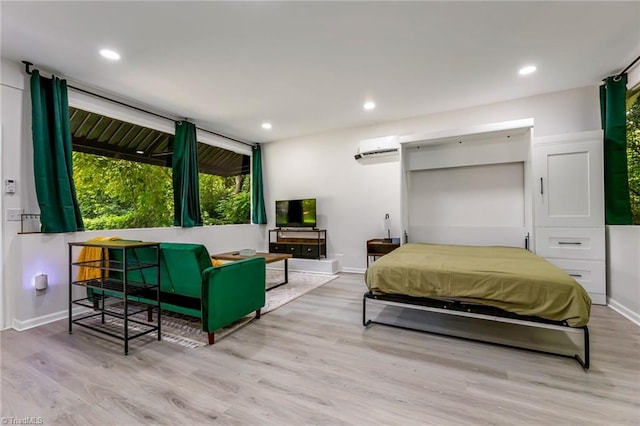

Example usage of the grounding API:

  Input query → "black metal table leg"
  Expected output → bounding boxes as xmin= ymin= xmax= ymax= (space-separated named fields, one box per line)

xmin=284 ymin=259 xmax=288 ymax=284
xmin=69 ymin=244 xmax=73 ymax=334
xmin=123 ymin=247 xmax=129 ymax=355
xmin=156 ymin=245 xmax=162 ymax=341
xmin=266 ymin=259 xmax=290 ymax=292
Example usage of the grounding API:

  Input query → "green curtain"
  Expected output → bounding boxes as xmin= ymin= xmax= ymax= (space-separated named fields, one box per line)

xmin=172 ymin=121 xmax=202 ymax=227
xmin=30 ymin=70 xmax=84 ymax=233
xmin=251 ymin=144 xmax=267 ymax=224
xmin=600 ymin=75 xmax=632 ymax=225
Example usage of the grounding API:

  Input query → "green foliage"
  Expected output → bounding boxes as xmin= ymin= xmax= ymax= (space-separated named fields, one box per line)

xmin=627 ymin=92 xmax=640 ymax=224
xmin=73 ymin=153 xmax=174 ymax=230
xmin=73 ymin=152 xmax=250 ymax=230
xmin=199 ymin=174 xmax=250 ymax=225
xmin=216 ymin=190 xmax=251 ymax=224
xmin=83 ymin=213 xmax=136 ymax=230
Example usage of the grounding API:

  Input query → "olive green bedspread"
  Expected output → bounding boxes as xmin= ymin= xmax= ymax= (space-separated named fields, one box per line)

xmin=365 ymin=243 xmax=591 ymax=327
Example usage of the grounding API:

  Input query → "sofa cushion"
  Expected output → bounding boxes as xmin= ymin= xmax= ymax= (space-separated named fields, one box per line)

xmin=160 ymin=243 xmax=212 ymax=298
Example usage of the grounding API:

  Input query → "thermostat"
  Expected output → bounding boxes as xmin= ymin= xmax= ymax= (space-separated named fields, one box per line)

xmin=5 ymin=179 xmax=15 ymax=194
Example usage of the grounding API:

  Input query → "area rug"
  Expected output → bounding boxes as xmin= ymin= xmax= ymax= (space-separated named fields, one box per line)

xmin=98 ymin=270 xmax=337 ymax=348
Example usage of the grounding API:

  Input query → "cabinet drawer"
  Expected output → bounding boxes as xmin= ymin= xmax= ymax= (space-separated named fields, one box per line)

xmin=535 ymin=227 xmax=604 ymax=260
xmin=544 ymin=258 xmax=605 ymax=296
xmin=299 ymin=244 xmax=319 ymax=259
xmin=269 ymin=243 xmax=285 ymax=253
xmin=285 ymin=244 xmax=300 ymax=256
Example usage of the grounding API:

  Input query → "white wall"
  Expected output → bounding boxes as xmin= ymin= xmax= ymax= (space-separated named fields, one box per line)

xmin=607 ymin=227 xmax=640 ymax=325
xmin=406 ymin=162 xmax=528 ymax=248
xmin=263 ymin=81 xmax=640 ymax=323
xmin=606 ymin=63 xmax=640 ymax=324
xmin=264 ymin=134 xmax=401 ymax=273
xmin=1 ymin=58 xmax=31 ymax=330
xmin=12 ymin=225 xmax=264 ymax=331
xmin=264 ymin=84 xmax=602 ymax=273
xmin=4 ymin=53 xmax=639 ymax=328
xmin=628 ymin=62 xmax=640 ymax=89
xmin=408 ymin=163 xmax=525 ymax=228
xmin=1 ymin=58 xmax=265 ymax=330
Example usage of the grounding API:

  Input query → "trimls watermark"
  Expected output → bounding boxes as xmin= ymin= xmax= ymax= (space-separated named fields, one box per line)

xmin=1 ymin=417 xmax=44 ymax=425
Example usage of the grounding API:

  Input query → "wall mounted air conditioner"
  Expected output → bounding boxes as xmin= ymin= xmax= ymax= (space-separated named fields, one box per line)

xmin=354 ymin=135 xmax=400 ymax=160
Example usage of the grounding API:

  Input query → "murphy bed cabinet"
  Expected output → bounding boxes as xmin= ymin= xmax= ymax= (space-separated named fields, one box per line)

xmin=269 ymin=229 xmax=327 ymax=260
xmin=533 ymin=130 xmax=606 ymax=305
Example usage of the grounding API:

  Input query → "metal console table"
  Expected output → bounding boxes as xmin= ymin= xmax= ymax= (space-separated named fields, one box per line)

xmin=68 ymin=240 xmax=161 ymax=354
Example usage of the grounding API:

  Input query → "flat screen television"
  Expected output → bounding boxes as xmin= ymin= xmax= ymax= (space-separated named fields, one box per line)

xmin=276 ymin=198 xmax=316 ymax=228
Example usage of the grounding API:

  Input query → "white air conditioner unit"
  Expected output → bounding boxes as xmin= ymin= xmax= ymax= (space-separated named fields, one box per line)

xmin=355 ymin=135 xmax=400 ymax=160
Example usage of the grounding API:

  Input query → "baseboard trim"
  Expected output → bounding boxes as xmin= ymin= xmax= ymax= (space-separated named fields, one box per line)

xmin=607 ymin=298 xmax=640 ymax=327
xmin=265 ymin=266 xmax=337 ymax=276
xmin=341 ymin=267 xmax=365 ymax=274
xmin=12 ymin=307 xmax=91 ymax=331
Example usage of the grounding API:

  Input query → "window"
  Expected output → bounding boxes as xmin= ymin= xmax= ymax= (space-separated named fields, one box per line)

xmin=72 ymin=151 xmax=174 ymax=229
xmin=70 ymin=108 xmax=250 ymax=230
xmin=200 ymin=174 xmax=250 ymax=225
xmin=627 ymin=85 xmax=640 ymax=224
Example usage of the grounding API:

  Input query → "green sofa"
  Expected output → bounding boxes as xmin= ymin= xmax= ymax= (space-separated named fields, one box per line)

xmin=90 ymin=242 xmax=266 ymax=344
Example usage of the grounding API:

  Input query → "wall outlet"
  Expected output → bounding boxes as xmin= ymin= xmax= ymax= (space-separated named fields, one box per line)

xmin=6 ymin=208 xmax=23 ymax=221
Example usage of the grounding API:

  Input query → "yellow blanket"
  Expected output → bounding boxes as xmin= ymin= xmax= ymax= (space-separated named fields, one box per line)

xmin=76 ymin=236 xmax=122 ymax=283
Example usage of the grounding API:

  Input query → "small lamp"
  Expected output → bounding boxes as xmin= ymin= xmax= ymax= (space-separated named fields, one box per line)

xmin=383 ymin=213 xmax=391 ymax=242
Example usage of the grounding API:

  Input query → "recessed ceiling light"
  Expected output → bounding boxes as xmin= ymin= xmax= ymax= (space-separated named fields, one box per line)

xmin=518 ymin=65 xmax=537 ymax=76
xmin=100 ymin=49 xmax=121 ymax=60
xmin=363 ymin=101 xmax=376 ymax=110
xmin=261 ymin=122 xmax=272 ymax=130
xmin=136 ymin=150 xmax=144 ymax=155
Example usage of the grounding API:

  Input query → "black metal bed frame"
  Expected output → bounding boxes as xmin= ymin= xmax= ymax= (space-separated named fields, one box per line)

xmin=363 ymin=291 xmax=590 ymax=370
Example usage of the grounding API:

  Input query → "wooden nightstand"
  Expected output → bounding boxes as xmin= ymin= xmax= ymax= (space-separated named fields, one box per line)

xmin=367 ymin=238 xmax=401 ymax=267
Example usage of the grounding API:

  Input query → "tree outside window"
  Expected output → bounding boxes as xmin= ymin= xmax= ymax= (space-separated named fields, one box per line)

xmin=71 ymin=108 xmax=250 ymax=230
xmin=627 ymin=86 xmax=640 ymax=224
xmin=73 ymin=153 xmax=250 ymax=230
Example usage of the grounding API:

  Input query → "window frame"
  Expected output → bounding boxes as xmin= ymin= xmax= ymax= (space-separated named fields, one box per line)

xmin=68 ymin=89 xmax=254 ymax=229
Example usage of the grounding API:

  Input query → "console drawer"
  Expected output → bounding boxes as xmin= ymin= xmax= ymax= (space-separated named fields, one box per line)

xmin=535 ymin=227 xmax=604 ymax=260
xmin=299 ymin=244 xmax=319 ymax=259
xmin=285 ymin=244 xmax=300 ymax=256
xmin=269 ymin=243 xmax=285 ymax=253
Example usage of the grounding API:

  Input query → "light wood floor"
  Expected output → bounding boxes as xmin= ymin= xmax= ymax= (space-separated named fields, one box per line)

xmin=1 ymin=273 xmax=639 ymax=425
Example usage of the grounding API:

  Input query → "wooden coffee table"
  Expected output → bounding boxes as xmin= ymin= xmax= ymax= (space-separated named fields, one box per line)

xmin=211 ymin=251 xmax=293 ymax=291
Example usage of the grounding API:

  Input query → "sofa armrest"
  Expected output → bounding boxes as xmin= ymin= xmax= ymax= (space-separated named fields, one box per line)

xmin=200 ymin=257 xmax=266 ymax=333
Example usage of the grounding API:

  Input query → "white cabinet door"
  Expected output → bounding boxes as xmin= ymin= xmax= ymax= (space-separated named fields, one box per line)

xmin=533 ymin=131 xmax=604 ymax=228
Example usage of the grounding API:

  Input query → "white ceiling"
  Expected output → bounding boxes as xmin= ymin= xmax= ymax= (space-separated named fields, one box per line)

xmin=2 ymin=1 xmax=639 ymax=143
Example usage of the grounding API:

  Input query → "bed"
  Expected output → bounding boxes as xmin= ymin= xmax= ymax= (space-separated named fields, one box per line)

xmin=363 ymin=243 xmax=592 ymax=369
